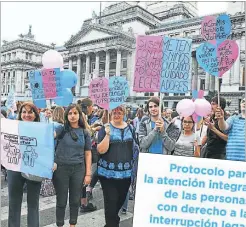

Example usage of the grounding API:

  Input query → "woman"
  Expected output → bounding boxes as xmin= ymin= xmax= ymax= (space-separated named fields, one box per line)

xmin=171 ymin=116 xmax=201 ymax=157
xmin=40 ymin=106 xmax=65 ymax=197
xmin=53 ymin=104 xmax=92 ymax=227
xmin=8 ymin=102 xmax=41 ymax=227
xmin=97 ymin=106 xmax=136 ymax=227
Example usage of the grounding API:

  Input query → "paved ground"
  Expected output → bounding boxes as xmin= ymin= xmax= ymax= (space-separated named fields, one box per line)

xmin=1 ymin=174 xmax=134 ymax=227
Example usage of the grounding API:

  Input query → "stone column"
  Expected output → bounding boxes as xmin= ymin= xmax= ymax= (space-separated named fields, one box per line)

xmin=233 ymin=40 xmax=240 ymax=84
xmin=210 ymin=75 xmax=215 ymax=92
xmin=16 ymin=70 xmax=22 ymax=93
xmin=69 ymin=58 xmax=73 ymax=70
xmin=127 ymin=51 xmax=132 ymax=82
xmin=76 ymin=55 xmax=81 ymax=96
xmin=84 ymin=53 xmax=90 ymax=85
xmin=95 ymin=52 xmax=100 ymax=78
xmin=192 ymin=57 xmax=199 ymax=91
xmin=116 ymin=49 xmax=122 ymax=76
xmin=205 ymin=72 xmax=210 ymax=90
xmin=105 ymin=50 xmax=110 ymax=78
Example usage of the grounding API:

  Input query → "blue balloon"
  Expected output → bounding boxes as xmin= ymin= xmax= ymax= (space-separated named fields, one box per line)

xmin=33 ymin=99 xmax=47 ymax=108
xmin=54 ymin=88 xmax=73 ymax=107
xmin=61 ymin=70 xmax=78 ymax=88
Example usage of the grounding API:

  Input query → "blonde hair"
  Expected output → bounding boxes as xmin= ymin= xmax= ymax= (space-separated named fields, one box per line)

xmin=52 ymin=106 xmax=65 ymax=124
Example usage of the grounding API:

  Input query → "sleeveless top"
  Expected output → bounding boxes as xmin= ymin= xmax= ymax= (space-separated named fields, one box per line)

xmin=97 ymin=124 xmax=133 ymax=179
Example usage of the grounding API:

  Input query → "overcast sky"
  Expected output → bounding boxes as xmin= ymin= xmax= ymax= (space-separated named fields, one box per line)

xmin=1 ymin=1 xmax=228 ymax=46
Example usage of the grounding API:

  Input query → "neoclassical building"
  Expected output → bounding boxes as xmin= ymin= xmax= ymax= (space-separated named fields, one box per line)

xmin=1 ymin=26 xmax=52 ymax=100
xmin=1 ymin=2 xmax=245 ymax=111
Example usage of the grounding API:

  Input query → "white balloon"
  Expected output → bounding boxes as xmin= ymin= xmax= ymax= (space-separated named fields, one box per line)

xmin=42 ymin=49 xmax=64 ymax=69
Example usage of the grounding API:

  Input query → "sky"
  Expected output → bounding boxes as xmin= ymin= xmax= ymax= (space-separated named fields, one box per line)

xmin=1 ymin=1 xmax=228 ymax=46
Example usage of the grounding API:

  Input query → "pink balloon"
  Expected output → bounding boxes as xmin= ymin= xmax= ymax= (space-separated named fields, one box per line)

xmin=194 ymin=99 xmax=212 ymax=117
xmin=42 ymin=50 xmax=64 ymax=69
xmin=176 ymin=99 xmax=195 ymax=117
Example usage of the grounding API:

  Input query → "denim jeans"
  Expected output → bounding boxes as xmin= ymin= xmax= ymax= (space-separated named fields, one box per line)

xmin=53 ymin=163 xmax=85 ymax=226
xmin=99 ymin=177 xmax=131 ymax=227
xmin=121 ymin=191 xmax=130 ymax=210
xmin=7 ymin=170 xmax=41 ymax=227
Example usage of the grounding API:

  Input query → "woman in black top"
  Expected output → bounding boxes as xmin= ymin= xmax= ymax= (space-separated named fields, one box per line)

xmin=53 ymin=104 xmax=92 ymax=227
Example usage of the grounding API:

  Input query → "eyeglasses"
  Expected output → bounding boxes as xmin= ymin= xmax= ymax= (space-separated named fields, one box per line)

xmin=183 ymin=121 xmax=194 ymax=124
xmin=112 ymin=111 xmax=123 ymax=116
xmin=149 ymin=105 xmax=158 ymax=109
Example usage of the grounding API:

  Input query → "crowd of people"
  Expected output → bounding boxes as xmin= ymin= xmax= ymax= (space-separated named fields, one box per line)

xmin=1 ymin=94 xmax=245 ymax=227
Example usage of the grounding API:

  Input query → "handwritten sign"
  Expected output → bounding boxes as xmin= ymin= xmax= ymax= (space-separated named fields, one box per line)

xmin=134 ymin=154 xmax=246 ymax=227
xmin=133 ymin=36 xmax=162 ymax=92
xmin=109 ymin=76 xmax=129 ymax=110
xmin=29 ymin=68 xmax=62 ymax=100
xmin=196 ymin=40 xmax=239 ymax=77
xmin=1 ymin=118 xmax=54 ymax=179
xmin=89 ymin=77 xmax=109 ymax=110
xmin=161 ymin=37 xmax=192 ymax=93
xmin=6 ymin=89 xmax=17 ymax=112
xmin=201 ymin=14 xmax=231 ymax=45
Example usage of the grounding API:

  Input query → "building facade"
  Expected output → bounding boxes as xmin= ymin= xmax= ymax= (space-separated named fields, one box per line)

xmin=1 ymin=2 xmax=245 ymax=111
xmin=1 ymin=26 xmax=51 ymax=100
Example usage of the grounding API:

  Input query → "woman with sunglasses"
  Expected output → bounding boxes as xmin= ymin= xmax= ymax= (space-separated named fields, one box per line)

xmin=170 ymin=116 xmax=201 ymax=157
xmin=97 ymin=105 xmax=137 ymax=227
xmin=53 ymin=104 xmax=92 ymax=227
xmin=7 ymin=102 xmax=41 ymax=227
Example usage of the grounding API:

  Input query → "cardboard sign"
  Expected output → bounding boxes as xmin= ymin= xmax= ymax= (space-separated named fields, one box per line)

xmin=1 ymin=119 xmax=54 ymax=179
xmin=161 ymin=37 xmax=192 ymax=93
xmin=89 ymin=77 xmax=129 ymax=110
xmin=133 ymin=153 xmax=246 ymax=227
xmin=133 ymin=36 xmax=163 ymax=92
xmin=109 ymin=76 xmax=129 ymax=110
xmin=201 ymin=14 xmax=231 ymax=45
xmin=29 ymin=68 xmax=63 ymax=100
xmin=196 ymin=40 xmax=239 ymax=77
xmin=89 ymin=77 xmax=109 ymax=110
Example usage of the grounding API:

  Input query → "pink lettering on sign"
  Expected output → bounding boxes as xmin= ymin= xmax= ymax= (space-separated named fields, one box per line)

xmin=217 ymin=40 xmax=239 ymax=77
xmin=41 ymin=69 xmax=57 ymax=99
xmin=89 ymin=78 xmax=109 ymax=110
xmin=133 ymin=36 xmax=163 ymax=92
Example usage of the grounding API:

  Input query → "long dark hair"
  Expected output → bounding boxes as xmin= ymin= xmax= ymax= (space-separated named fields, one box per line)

xmin=64 ymin=104 xmax=86 ymax=131
xmin=18 ymin=102 xmax=40 ymax=122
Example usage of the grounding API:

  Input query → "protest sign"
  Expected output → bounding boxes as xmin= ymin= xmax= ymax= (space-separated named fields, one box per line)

xmin=109 ymin=76 xmax=129 ymax=110
xmin=196 ymin=40 xmax=239 ymax=77
xmin=133 ymin=36 xmax=163 ymax=92
xmin=201 ymin=14 xmax=231 ymax=45
xmin=89 ymin=77 xmax=129 ymax=110
xmin=89 ymin=77 xmax=109 ymax=110
xmin=6 ymin=89 xmax=17 ymax=112
xmin=161 ymin=37 xmax=192 ymax=93
xmin=1 ymin=118 xmax=54 ymax=179
xmin=134 ymin=153 xmax=246 ymax=227
xmin=29 ymin=68 xmax=63 ymax=100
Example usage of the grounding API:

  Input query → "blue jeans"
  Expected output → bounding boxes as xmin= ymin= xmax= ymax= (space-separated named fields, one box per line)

xmin=122 ymin=191 xmax=129 ymax=210
xmin=7 ymin=170 xmax=41 ymax=227
xmin=53 ymin=163 xmax=85 ymax=226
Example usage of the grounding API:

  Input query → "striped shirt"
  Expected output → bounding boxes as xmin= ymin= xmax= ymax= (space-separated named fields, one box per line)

xmin=226 ymin=114 xmax=245 ymax=161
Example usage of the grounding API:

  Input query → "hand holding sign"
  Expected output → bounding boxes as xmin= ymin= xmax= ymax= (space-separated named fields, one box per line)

xmin=196 ymin=40 xmax=239 ymax=77
xmin=201 ymin=14 xmax=231 ymax=45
